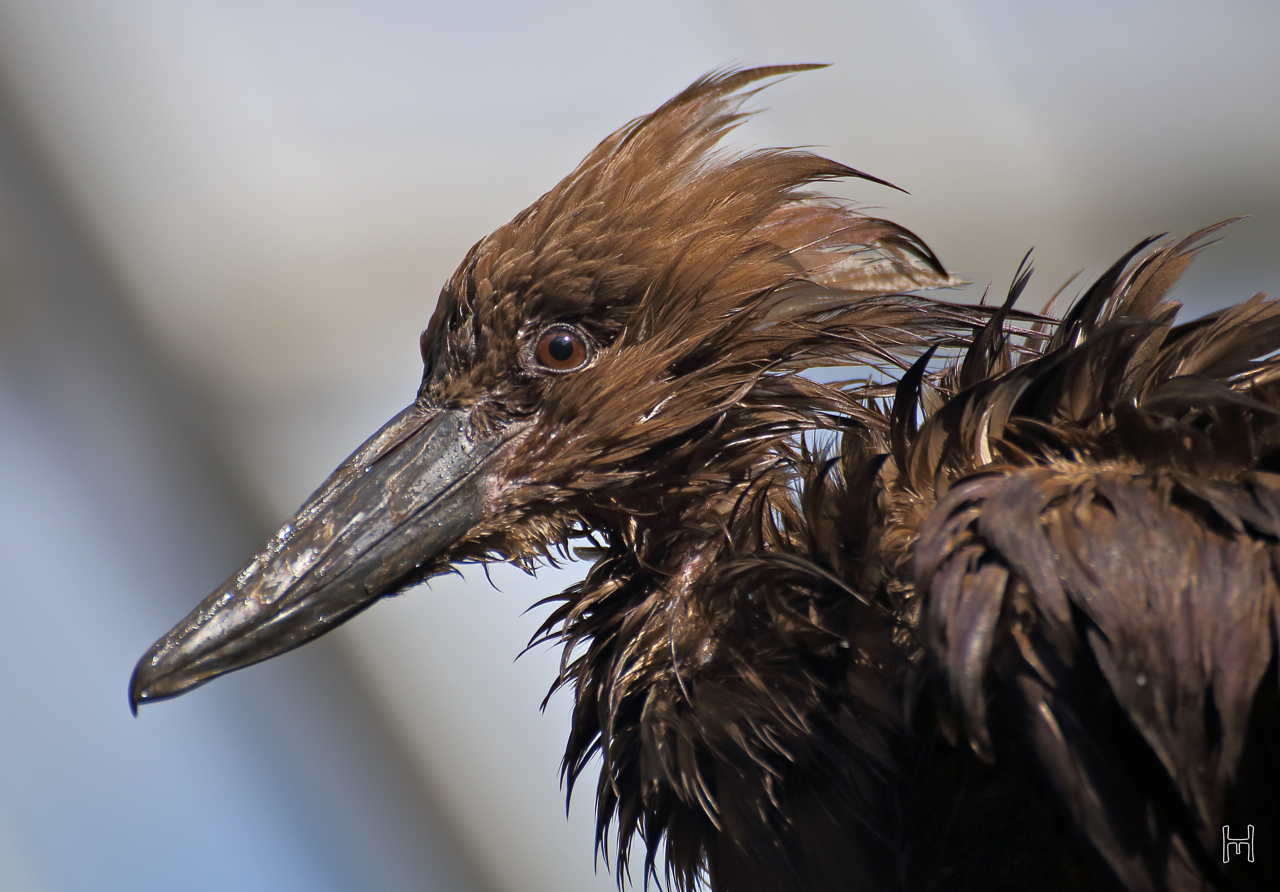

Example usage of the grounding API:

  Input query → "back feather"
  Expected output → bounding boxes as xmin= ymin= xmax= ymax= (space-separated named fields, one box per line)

xmin=903 ymin=223 xmax=1280 ymax=891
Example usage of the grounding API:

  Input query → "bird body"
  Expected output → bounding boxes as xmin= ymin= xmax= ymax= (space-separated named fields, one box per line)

xmin=132 ymin=68 xmax=1280 ymax=891
xmin=907 ymin=231 xmax=1280 ymax=892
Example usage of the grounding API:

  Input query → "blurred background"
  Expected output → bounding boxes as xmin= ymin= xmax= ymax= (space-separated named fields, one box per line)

xmin=0 ymin=2 xmax=1276 ymax=890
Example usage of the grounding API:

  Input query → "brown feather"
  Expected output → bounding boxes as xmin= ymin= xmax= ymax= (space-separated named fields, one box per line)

xmin=905 ymin=225 xmax=1280 ymax=891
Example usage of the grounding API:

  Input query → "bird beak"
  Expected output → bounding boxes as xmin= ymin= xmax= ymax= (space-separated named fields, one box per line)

xmin=130 ymin=404 xmax=520 ymax=712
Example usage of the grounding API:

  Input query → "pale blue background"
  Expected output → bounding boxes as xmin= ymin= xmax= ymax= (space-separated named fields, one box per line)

xmin=0 ymin=3 xmax=1275 ymax=890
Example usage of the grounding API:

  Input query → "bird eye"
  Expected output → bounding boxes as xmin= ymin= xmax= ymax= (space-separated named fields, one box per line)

xmin=534 ymin=325 xmax=591 ymax=372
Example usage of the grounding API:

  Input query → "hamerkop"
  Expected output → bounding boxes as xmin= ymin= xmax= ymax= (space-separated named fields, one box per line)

xmin=132 ymin=66 xmax=1280 ymax=892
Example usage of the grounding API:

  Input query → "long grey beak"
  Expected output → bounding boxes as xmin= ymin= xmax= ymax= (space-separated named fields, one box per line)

xmin=130 ymin=404 xmax=519 ymax=712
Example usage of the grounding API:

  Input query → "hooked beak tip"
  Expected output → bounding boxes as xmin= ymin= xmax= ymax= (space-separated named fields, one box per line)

xmin=129 ymin=653 xmax=161 ymax=715
xmin=129 ymin=642 xmax=205 ymax=714
xmin=128 ymin=663 xmax=145 ymax=716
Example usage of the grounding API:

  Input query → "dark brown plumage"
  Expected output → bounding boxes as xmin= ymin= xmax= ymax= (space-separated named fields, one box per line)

xmin=906 ymin=227 xmax=1280 ymax=891
xmin=131 ymin=67 xmax=1280 ymax=891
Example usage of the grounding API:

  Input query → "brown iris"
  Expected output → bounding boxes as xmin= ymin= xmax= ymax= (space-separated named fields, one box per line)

xmin=534 ymin=325 xmax=590 ymax=371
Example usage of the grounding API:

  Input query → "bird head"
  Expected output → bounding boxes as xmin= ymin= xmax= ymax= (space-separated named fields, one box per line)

xmin=131 ymin=65 xmax=968 ymax=710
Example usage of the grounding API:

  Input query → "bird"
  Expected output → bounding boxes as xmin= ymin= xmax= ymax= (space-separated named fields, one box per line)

xmin=130 ymin=66 xmax=1280 ymax=892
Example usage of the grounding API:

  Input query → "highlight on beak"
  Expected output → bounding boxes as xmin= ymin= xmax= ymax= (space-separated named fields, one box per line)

xmin=130 ymin=405 xmax=520 ymax=713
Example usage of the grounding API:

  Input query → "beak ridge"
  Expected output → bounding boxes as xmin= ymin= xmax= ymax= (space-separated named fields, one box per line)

xmin=131 ymin=404 xmax=516 ymax=711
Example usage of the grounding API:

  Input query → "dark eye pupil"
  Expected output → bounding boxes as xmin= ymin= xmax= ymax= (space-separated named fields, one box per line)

xmin=547 ymin=333 xmax=575 ymax=362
